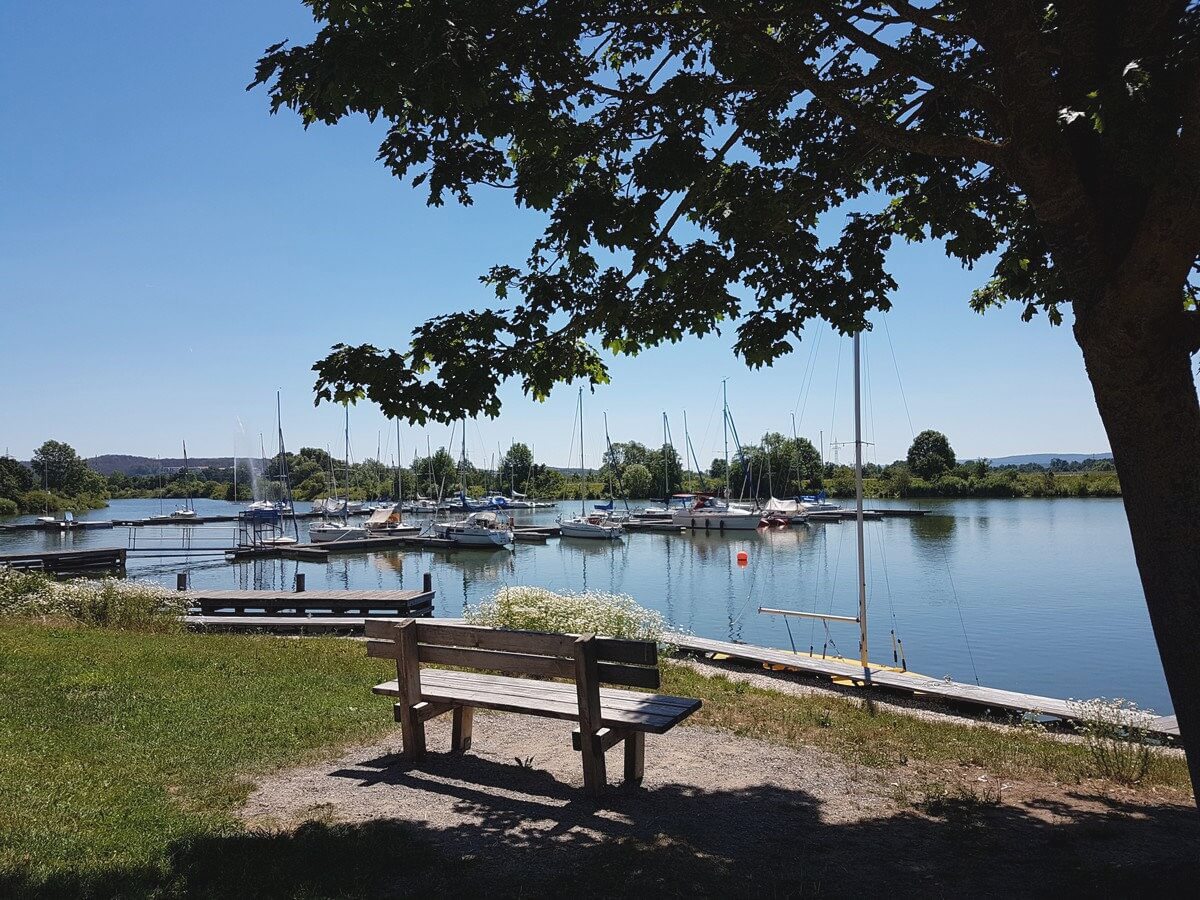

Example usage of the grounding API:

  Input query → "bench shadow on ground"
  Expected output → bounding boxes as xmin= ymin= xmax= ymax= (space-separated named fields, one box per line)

xmin=5 ymin=748 xmax=1198 ymax=899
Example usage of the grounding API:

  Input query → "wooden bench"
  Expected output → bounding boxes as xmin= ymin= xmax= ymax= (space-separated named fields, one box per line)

xmin=365 ymin=618 xmax=701 ymax=796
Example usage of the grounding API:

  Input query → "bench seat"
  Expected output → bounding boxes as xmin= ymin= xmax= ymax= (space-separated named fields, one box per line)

xmin=374 ymin=669 xmax=700 ymax=734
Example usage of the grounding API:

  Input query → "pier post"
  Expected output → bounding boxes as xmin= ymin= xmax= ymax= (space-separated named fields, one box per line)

xmin=294 ymin=572 xmax=306 ymax=593
xmin=176 ymin=573 xmax=187 ymax=592
xmin=423 ymin=572 xmax=433 ymax=594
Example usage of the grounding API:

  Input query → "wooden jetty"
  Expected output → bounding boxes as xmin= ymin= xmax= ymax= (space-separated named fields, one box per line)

xmin=0 ymin=547 xmax=127 ymax=575
xmin=225 ymin=545 xmax=331 ymax=562
xmin=664 ymin=632 xmax=1181 ymax=739
xmin=187 ymin=574 xmax=434 ymax=618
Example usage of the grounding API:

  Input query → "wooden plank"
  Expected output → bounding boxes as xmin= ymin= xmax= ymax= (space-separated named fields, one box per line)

xmin=425 ymin=669 xmax=697 ymax=716
xmin=415 ymin=621 xmax=577 ymax=657
xmin=418 ymin=645 xmax=575 ymax=678
xmin=452 ymin=706 xmax=473 ymax=752
xmin=1151 ymin=714 xmax=1180 ymax=737
xmin=571 ymin=726 xmax=630 ymax=752
xmin=574 ymin=635 xmax=607 ymax=795
xmin=373 ymin=676 xmax=696 ymax=733
xmin=394 ymin=621 xmax=426 ymax=762
xmin=664 ymin=631 xmax=1113 ymax=728
xmin=624 ymin=731 xmax=645 ymax=784
xmin=595 ymin=662 xmax=660 ymax=690
xmin=594 ymin=637 xmax=658 ymax=666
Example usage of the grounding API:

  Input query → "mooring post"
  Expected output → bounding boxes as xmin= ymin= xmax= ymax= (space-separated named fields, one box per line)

xmin=423 ymin=572 xmax=433 ymax=593
xmin=295 ymin=572 xmax=306 ymax=593
xmin=176 ymin=572 xmax=187 ymax=591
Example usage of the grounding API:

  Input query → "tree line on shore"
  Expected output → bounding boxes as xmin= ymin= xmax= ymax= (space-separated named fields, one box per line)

xmin=1 ymin=431 xmax=1120 ymax=515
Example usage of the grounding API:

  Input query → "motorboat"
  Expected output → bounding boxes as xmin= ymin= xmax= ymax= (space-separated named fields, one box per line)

xmin=434 ymin=511 xmax=513 ymax=547
xmin=559 ymin=513 xmax=624 ymax=539
xmin=672 ymin=495 xmax=761 ymax=530
xmin=403 ymin=497 xmax=439 ymax=514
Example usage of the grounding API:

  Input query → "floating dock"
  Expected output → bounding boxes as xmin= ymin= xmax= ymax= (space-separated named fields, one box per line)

xmin=664 ymin=632 xmax=1181 ymax=739
xmin=0 ymin=548 xmax=127 ymax=575
xmin=187 ymin=583 xmax=434 ymax=618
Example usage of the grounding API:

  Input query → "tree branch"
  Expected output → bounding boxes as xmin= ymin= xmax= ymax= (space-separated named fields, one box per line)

xmin=816 ymin=4 xmax=1005 ymax=121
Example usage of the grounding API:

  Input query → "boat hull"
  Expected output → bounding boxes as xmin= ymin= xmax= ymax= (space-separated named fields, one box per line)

xmin=673 ymin=511 xmax=761 ymax=530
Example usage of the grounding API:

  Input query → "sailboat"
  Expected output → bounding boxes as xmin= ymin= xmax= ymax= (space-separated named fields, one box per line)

xmin=431 ymin=421 xmax=514 ymax=545
xmin=560 ymin=387 xmax=623 ymax=539
xmin=310 ymin=406 xmax=368 ymax=543
xmin=758 ymin=331 xmax=895 ymax=674
xmin=257 ymin=392 xmax=300 ymax=545
xmin=165 ymin=442 xmax=198 ymax=520
xmin=672 ymin=383 xmax=759 ymax=530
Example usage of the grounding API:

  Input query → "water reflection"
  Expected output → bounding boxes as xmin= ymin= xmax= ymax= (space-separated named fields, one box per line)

xmin=0 ymin=497 xmax=1171 ymax=712
xmin=910 ymin=514 xmax=956 ymax=544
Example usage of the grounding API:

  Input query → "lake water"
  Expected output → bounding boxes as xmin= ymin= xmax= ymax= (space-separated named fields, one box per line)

xmin=0 ymin=497 xmax=1171 ymax=714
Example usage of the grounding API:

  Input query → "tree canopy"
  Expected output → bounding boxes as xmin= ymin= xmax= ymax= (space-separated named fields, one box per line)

xmin=254 ymin=2 xmax=1200 ymax=424
xmin=906 ymin=429 xmax=956 ymax=479
xmin=32 ymin=441 xmax=94 ymax=495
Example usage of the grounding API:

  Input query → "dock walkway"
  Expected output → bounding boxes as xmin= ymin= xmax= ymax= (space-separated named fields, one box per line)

xmin=664 ymin=632 xmax=1181 ymax=739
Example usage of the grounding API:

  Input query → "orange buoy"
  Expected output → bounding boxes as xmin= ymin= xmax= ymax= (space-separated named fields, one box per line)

xmin=736 ymin=550 xmax=749 ymax=567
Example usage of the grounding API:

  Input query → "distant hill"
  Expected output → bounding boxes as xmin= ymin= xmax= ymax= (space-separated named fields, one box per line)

xmin=87 ymin=455 xmax=249 ymax=476
xmin=987 ymin=452 xmax=1113 ymax=467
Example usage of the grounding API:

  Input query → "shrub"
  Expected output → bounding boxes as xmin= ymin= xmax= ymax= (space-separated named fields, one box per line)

xmin=1069 ymin=697 xmax=1156 ymax=785
xmin=0 ymin=498 xmax=17 ymax=516
xmin=0 ymin=569 xmax=188 ymax=631
xmin=465 ymin=586 xmax=666 ymax=641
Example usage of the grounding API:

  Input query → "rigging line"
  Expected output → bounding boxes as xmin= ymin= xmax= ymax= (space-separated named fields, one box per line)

xmin=791 ymin=324 xmax=823 ymax=419
xmin=564 ymin=392 xmax=581 ymax=475
xmin=881 ymin=315 xmax=916 ymax=440
xmin=794 ymin=324 xmax=825 ymax=434
xmin=940 ymin=544 xmax=981 ymax=686
xmin=697 ymin=385 xmax=722 ymax=472
xmin=828 ymin=338 xmax=843 ymax=463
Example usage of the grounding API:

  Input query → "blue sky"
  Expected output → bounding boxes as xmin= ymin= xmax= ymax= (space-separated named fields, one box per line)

xmin=2 ymin=2 xmax=1119 ymax=469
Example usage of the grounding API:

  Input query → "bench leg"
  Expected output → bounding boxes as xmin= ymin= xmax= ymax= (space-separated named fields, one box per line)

xmin=579 ymin=730 xmax=607 ymax=797
xmin=394 ymin=702 xmax=426 ymax=763
xmin=624 ymin=731 xmax=645 ymax=785
xmin=451 ymin=706 xmax=473 ymax=752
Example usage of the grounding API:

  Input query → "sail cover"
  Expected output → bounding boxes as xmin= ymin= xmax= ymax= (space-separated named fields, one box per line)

xmin=764 ymin=497 xmax=803 ymax=514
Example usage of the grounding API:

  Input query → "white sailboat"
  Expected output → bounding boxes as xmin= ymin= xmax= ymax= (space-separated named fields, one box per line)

xmin=163 ymin=441 xmax=198 ymax=520
xmin=672 ymin=384 xmax=760 ymax=530
xmin=560 ymin=387 xmax=623 ymax=539
xmin=310 ymin=406 xmax=367 ymax=543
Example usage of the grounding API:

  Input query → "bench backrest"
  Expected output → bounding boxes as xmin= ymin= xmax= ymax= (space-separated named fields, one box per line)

xmin=365 ymin=618 xmax=660 ymax=689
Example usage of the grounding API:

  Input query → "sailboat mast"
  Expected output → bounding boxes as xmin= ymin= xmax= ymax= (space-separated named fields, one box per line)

xmin=854 ymin=332 xmax=869 ymax=670
xmin=182 ymin=440 xmax=192 ymax=510
xmin=662 ymin=412 xmax=669 ymax=501
xmin=722 ymin=379 xmax=730 ymax=498
xmin=578 ymin=387 xmax=586 ymax=516
xmin=344 ymin=405 xmax=351 ymax=516
xmin=396 ymin=419 xmax=402 ymax=501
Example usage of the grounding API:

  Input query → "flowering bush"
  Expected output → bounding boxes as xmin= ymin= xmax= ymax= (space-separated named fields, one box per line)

xmin=0 ymin=568 xmax=188 ymax=631
xmin=1068 ymin=697 xmax=1157 ymax=784
xmin=465 ymin=586 xmax=666 ymax=642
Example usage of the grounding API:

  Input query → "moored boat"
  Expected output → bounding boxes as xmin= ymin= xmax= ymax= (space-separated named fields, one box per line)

xmin=434 ymin=511 xmax=514 ymax=546
xmin=673 ymin=494 xmax=761 ymax=530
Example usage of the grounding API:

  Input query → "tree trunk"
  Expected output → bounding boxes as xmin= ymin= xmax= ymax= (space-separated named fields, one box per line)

xmin=1075 ymin=293 xmax=1200 ymax=803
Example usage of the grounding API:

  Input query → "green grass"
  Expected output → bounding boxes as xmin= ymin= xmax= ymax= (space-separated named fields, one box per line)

xmin=0 ymin=622 xmax=1191 ymax=897
xmin=0 ymin=621 xmax=416 ymax=897
xmin=660 ymin=665 xmax=1193 ymax=793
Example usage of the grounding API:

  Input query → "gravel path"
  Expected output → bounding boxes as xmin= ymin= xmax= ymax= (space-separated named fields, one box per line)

xmin=240 ymin=711 xmax=1197 ymax=895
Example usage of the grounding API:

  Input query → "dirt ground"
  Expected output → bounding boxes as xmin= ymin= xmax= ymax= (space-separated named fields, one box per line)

xmin=240 ymin=711 xmax=1199 ymax=896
